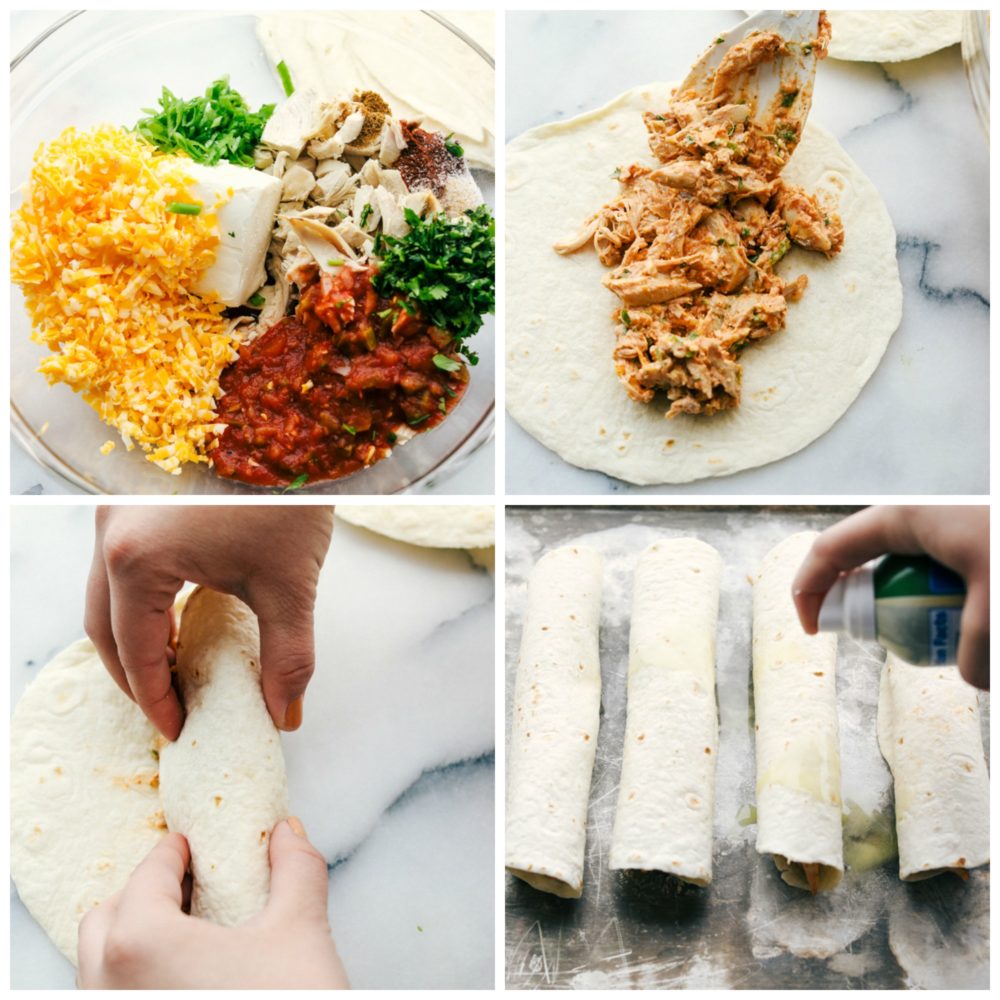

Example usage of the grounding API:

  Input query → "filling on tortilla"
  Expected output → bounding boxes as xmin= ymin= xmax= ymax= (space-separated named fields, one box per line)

xmin=555 ymin=15 xmax=845 ymax=418
xmin=774 ymin=855 xmax=842 ymax=894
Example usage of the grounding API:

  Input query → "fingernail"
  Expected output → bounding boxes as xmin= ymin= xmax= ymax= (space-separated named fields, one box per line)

xmin=283 ymin=696 xmax=303 ymax=731
xmin=287 ymin=815 xmax=306 ymax=838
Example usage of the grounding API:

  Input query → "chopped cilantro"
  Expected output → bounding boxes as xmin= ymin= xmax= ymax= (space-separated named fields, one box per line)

xmin=227 ymin=230 xmax=236 ymax=238
xmin=716 ymin=36 xmax=724 ymax=44
xmin=443 ymin=132 xmax=464 ymax=157
xmin=281 ymin=473 xmax=308 ymax=493
xmin=611 ymin=166 xmax=621 ymax=180
xmin=248 ymin=292 xmax=266 ymax=307
xmin=372 ymin=205 xmax=494 ymax=366
xmin=387 ymin=431 xmax=397 ymax=444
xmin=620 ymin=308 xmax=631 ymax=327
xmin=775 ymin=123 xmax=798 ymax=144
xmin=740 ymin=226 xmax=751 ymax=237
xmin=781 ymin=90 xmax=799 ymax=108
xmin=135 ymin=77 xmax=274 ymax=167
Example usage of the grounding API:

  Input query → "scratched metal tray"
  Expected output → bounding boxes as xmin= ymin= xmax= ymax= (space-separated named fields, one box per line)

xmin=505 ymin=506 xmax=989 ymax=990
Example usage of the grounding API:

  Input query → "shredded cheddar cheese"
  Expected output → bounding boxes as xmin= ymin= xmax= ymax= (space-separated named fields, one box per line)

xmin=10 ymin=125 xmax=241 ymax=473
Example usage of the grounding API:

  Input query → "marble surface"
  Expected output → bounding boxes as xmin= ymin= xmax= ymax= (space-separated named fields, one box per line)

xmin=505 ymin=11 xmax=989 ymax=495
xmin=10 ymin=505 xmax=494 ymax=988
xmin=9 ymin=11 xmax=494 ymax=497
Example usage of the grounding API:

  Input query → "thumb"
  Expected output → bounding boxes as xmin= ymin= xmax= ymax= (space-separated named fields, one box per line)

xmin=246 ymin=584 xmax=317 ymax=731
xmin=265 ymin=818 xmax=330 ymax=923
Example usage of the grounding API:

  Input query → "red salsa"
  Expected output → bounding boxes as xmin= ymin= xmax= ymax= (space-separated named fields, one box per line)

xmin=211 ymin=265 xmax=468 ymax=486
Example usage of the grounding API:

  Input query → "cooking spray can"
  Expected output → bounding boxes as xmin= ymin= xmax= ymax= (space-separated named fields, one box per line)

xmin=817 ymin=555 xmax=965 ymax=666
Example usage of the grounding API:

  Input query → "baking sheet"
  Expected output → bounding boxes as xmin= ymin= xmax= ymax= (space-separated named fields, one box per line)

xmin=505 ymin=506 xmax=989 ymax=990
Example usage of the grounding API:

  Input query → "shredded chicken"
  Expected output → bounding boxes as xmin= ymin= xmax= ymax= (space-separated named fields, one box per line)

xmin=556 ymin=14 xmax=843 ymax=418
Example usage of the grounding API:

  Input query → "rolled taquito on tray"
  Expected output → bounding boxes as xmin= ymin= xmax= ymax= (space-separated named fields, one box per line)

xmin=877 ymin=653 xmax=989 ymax=881
xmin=610 ymin=538 xmax=723 ymax=885
xmin=506 ymin=545 xmax=603 ymax=898
xmin=753 ymin=532 xmax=843 ymax=893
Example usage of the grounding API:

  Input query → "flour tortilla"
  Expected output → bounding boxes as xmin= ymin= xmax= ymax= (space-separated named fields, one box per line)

xmin=752 ymin=532 xmax=843 ymax=891
xmin=505 ymin=546 xmax=603 ymax=898
xmin=160 ymin=587 xmax=288 ymax=925
xmin=610 ymin=539 xmax=722 ymax=885
xmin=876 ymin=654 xmax=989 ymax=881
xmin=11 ymin=592 xmax=289 ymax=962
xmin=827 ymin=11 xmax=963 ymax=62
xmin=506 ymin=84 xmax=902 ymax=485
xmin=337 ymin=505 xmax=495 ymax=549
xmin=10 ymin=639 xmax=164 ymax=964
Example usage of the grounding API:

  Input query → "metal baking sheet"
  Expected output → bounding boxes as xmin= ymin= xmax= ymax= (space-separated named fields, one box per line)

xmin=505 ymin=506 xmax=989 ymax=990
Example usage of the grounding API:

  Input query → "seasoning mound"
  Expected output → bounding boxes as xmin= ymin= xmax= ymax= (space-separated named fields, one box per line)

xmin=10 ymin=125 xmax=239 ymax=473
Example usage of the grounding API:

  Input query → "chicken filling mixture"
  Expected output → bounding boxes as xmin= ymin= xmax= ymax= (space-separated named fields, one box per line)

xmin=555 ymin=17 xmax=843 ymax=418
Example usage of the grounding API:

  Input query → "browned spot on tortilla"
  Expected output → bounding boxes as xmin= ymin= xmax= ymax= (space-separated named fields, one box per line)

xmin=637 ymin=733 xmax=646 ymax=742
xmin=259 ymin=830 xmax=267 ymax=844
xmin=214 ymin=795 xmax=222 ymax=807
xmin=813 ymin=671 xmax=824 ymax=677
xmin=583 ymin=733 xmax=590 ymax=741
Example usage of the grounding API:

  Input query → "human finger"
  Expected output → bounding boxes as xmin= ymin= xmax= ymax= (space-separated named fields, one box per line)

xmin=248 ymin=586 xmax=316 ymax=731
xmin=108 ymin=571 xmax=184 ymax=741
xmin=264 ymin=818 xmax=331 ymax=923
xmin=115 ymin=834 xmax=191 ymax=924
xmin=84 ymin=546 xmax=134 ymax=703
xmin=957 ymin=578 xmax=990 ymax=691
xmin=792 ymin=507 xmax=924 ymax=633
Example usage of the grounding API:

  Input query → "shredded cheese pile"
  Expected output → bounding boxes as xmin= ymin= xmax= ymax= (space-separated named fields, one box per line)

xmin=10 ymin=125 xmax=240 ymax=473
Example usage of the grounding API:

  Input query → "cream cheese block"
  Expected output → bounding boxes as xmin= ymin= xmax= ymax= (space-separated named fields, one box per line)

xmin=185 ymin=161 xmax=282 ymax=307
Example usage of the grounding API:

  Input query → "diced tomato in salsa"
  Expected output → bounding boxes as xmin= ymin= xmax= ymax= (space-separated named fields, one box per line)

xmin=211 ymin=265 xmax=468 ymax=487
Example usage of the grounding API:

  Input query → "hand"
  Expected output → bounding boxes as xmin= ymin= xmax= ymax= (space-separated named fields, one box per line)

xmin=792 ymin=505 xmax=989 ymax=690
xmin=77 ymin=818 xmax=349 ymax=989
xmin=85 ymin=506 xmax=334 ymax=740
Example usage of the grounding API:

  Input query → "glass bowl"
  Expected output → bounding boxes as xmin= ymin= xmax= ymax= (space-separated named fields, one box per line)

xmin=10 ymin=11 xmax=494 ymax=495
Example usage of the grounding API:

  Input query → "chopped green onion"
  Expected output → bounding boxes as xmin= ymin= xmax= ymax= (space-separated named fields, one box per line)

xmin=327 ymin=258 xmax=345 ymax=267
xmin=276 ymin=60 xmax=295 ymax=96
xmin=432 ymin=353 xmax=462 ymax=372
xmin=376 ymin=307 xmax=394 ymax=319
xmin=438 ymin=398 xmax=447 ymax=413
xmin=343 ymin=423 xmax=356 ymax=435
xmin=167 ymin=202 xmax=202 ymax=215
xmin=359 ymin=203 xmax=373 ymax=227
xmin=408 ymin=413 xmax=429 ymax=426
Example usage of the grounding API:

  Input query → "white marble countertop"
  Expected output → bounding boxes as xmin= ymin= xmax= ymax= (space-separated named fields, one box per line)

xmin=505 ymin=11 xmax=989 ymax=495
xmin=10 ymin=506 xmax=494 ymax=988
xmin=9 ymin=11 xmax=494 ymax=497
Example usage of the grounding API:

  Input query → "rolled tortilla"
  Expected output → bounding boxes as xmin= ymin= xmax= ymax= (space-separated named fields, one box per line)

xmin=505 ymin=546 xmax=603 ymax=898
xmin=610 ymin=538 xmax=722 ymax=885
xmin=159 ymin=588 xmax=289 ymax=925
xmin=877 ymin=654 xmax=989 ymax=881
xmin=752 ymin=532 xmax=843 ymax=893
